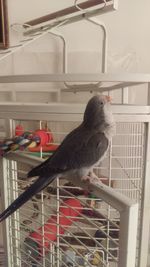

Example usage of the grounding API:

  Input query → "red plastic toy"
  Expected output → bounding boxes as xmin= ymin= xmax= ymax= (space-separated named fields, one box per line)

xmin=34 ymin=129 xmax=53 ymax=146
xmin=29 ymin=198 xmax=83 ymax=253
xmin=15 ymin=124 xmax=24 ymax=136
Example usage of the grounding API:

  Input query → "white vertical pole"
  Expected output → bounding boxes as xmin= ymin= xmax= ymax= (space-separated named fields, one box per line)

xmin=49 ymin=28 xmax=68 ymax=101
xmin=41 ymin=191 xmax=46 ymax=267
xmin=4 ymin=118 xmax=13 ymax=139
xmin=86 ymin=18 xmax=107 ymax=73
xmin=56 ymin=177 xmax=60 ymax=267
xmin=113 ymin=0 xmax=119 ymax=10
xmin=0 ymin=158 xmax=12 ymax=267
xmin=122 ymin=87 xmax=129 ymax=104
xmin=11 ymin=90 xmax=17 ymax=102
xmin=11 ymin=160 xmax=21 ymax=267
xmin=138 ymin=122 xmax=150 ymax=267
xmin=147 ymin=82 xmax=150 ymax=105
xmin=119 ymin=203 xmax=139 ymax=267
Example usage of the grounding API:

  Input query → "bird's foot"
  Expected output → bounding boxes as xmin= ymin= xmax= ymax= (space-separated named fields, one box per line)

xmin=81 ymin=171 xmax=99 ymax=184
xmin=89 ymin=170 xmax=99 ymax=183
xmin=81 ymin=176 xmax=92 ymax=183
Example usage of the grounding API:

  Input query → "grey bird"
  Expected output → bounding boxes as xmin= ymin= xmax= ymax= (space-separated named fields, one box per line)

xmin=0 ymin=94 xmax=114 ymax=222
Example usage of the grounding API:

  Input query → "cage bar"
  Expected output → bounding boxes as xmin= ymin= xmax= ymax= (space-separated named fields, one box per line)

xmin=0 ymin=101 xmax=149 ymax=267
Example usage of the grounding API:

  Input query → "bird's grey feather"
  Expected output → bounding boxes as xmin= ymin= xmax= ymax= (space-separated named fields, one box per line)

xmin=0 ymin=94 xmax=114 ymax=222
xmin=28 ymin=124 xmax=108 ymax=178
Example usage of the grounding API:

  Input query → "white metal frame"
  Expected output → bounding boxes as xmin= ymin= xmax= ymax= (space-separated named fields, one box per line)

xmin=0 ymin=73 xmax=149 ymax=104
xmin=0 ymin=73 xmax=150 ymax=83
xmin=138 ymin=122 xmax=150 ymax=267
xmin=23 ymin=0 xmax=118 ymax=36
xmin=0 ymin=0 xmax=118 ymax=62
xmin=0 ymin=13 xmax=109 ymax=101
xmin=0 ymin=102 xmax=150 ymax=267
xmin=2 ymin=152 xmax=138 ymax=267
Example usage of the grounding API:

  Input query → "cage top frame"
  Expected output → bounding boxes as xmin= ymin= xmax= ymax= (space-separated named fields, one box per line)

xmin=0 ymin=73 xmax=149 ymax=96
xmin=0 ymin=102 xmax=149 ymax=123
xmin=0 ymin=73 xmax=150 ymax=84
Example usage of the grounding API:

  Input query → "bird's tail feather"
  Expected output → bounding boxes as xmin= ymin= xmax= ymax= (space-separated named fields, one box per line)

xmin=0 ymin=174 xmax=56 ymax=222
xmin=27 ymin=161 xmax=48 ymax=178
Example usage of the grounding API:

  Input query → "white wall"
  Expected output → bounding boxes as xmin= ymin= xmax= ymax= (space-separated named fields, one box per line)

xmin=0 ymin=0 xmax=150 ymax=104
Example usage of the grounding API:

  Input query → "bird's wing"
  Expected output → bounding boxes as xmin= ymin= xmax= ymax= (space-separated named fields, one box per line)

xmin=28 ymin=125 xmax=109 ymax=178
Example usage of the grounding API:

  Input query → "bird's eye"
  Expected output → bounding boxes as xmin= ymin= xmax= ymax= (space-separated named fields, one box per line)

xmin=100 ymin=101 xmax=104 ymax=106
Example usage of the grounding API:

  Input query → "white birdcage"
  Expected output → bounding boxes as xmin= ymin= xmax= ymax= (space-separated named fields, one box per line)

xmin=0 ymin=98 xmax=149 ymax=267
xmin=0 ymin=1 xmax=149 ymax=266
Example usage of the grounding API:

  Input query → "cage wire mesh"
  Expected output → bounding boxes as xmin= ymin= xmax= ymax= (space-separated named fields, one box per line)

xmin=0 ymin=118 xmax=146 ymax=267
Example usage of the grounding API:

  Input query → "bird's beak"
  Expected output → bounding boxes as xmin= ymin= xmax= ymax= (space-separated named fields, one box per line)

xmin=105 ymin=95 xmax=112 ymax=103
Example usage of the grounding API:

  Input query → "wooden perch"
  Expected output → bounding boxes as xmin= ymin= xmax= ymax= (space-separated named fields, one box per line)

xmin=24 ymin=0 xmax=112 ymax=27
xmin=0 ymin=0 xmax=9 ymax=48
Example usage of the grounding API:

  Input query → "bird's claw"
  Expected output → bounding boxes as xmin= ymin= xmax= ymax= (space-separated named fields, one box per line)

xmin=81 ymin=171 xmax=99 ymax=184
